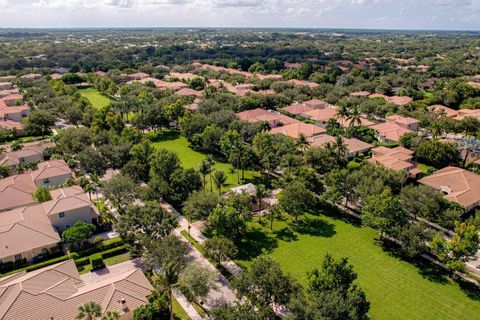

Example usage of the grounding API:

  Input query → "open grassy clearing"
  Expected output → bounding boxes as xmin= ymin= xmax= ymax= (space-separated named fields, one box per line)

xmin=235 ymin=208 xmax=480 ymax=320
xmin=79 ymin=88 xmax=112 ymax=109
xmin=150 ymin=130 xmax=259 ymax=192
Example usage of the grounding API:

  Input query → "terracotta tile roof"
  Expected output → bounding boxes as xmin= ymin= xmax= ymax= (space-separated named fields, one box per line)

xmin=31 ymin=160 xmax=71 ymax=181
xmin=369 ymin=94 xmax=412 ymax=106
xmin=270 ymin=122 xmax=325 ymax=139
xmin=369 ymin=146 xmax=416 ymax=172
xmin=419 ymin=167 xmax=480 ymax=209
xmin=337 ymin=116 xmax=374 ymax=128
xmin=303 ymin=99 xmax=333 ymax=108
xmin=431 ymin=105 xmax=458 ymax=118
xmin=344 ymin=138 xmax=373 ymax=154
xmin=308 ymin=134 xmax=336 ymax=146
xmin=0 ymin=208 xmax=61 ymax=260
xmin=303 ymin=107 xmax=338 ymax=122
xmin=50 ymin=73 xmax=63 ymax=80
xmin=286 ymin=79 xmax=319 ymax=88
xmin=176 ymin=88 xmax=203 ymax=97
xmin=167 ymin=72 xmax=197 ymax=81
xmin=385 ymin=114 xmax=419 ymax=125
xmin=236 ymin=108 xmax=298 ymax=126
xmin=281 ymin=103 xmax=315 ymax=115
xmin=3 ymin=94 xmax=23 ymax=102
xmin=129 ymin=72 xmax=150 ymax=80
xmin=349 ymin=91 xmax=371 ymax=97
xmin=0 ymin=260 xmax=153 ymax=320
xmin=0 ymin=142 xmax=53 ymax=167
xmin=370 ymin=122 xmax=412 ymax=142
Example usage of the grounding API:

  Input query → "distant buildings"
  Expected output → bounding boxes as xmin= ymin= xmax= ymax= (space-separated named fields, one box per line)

xmin=0 ymin=83 xmax=29 ymax=133
xmin=368 ymin=146 xmax=422 ymax=177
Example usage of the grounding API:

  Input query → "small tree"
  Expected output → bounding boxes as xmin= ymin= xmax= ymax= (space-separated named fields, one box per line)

xmin=101 ymin=174 xmax=137 ymax=214
xmin=76 ymin=301 xmax=102 ymax=320
xmin=278 ymin=181 xmax=315 ymax=221
xmin=212 ymin=170 xmax=227 ymax=196
xmin=430 ymin=222 xmax=480 ymax=272
xmin=33 ymin=186 xmax=52 ymax=202
xmin=179 ymin=264 xmax=217 ymax=308
xmin=266 ymin=204 xmax=282 ymax=232
xmin=102 ymin=310 xmax=120 ymax=320
xmin=204 ymin=236 xmax=238 ymax=265
xmin=62 ymin=221 xmax=96 ymax=247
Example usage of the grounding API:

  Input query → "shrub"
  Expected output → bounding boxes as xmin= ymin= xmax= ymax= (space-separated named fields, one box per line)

xmin=89 ymin=253 xmax=105 ymax=270
xmin=347 ymin=161 xmax=361 ymax=170
xmin=69 ymin=252 xmax=80 ymax=260
xmin=92 ymin=236 xmax=104 ymax=245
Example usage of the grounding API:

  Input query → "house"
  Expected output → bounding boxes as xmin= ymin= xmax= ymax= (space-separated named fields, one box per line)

xmin=0 ymin=160 xmax=72 ymax=212
xmin=129 ymin=72 xmax=150 ymax=81
xmin=308 ymin=134 xmax=372 ymax=158
xmin=419 ymin=166 xmax=480 ymax=212
xmin=385 ymin=115 xmax=420 ymax=131
xmin=303 ymin=107 xmax=339 ymax=124
xmin=270 ymin=122 xmax=325 ymax=139
xmin=167 ymin=72 xmax=197 ymax=81
xmin=349 ymin=91 xmax=371 ymax=97
xmin=50 ymin=73 xmax=63 ymax=80
xmin=3 ymin=94 xmax=24 ymax=107
xmin=337 ymin=116 xmax=374 ymax=128
xmin=26 ymin=185 xmax=100 ymax=232
xmin=281 ymin=103 xmax=315 ymax=115
xmin=284 ymin=62 xmax=301 ymax=69
xmin=370 ymin=122 xmax=412 ymax=143
xmin=255 ymin=74 xmax=283 ymax=81
xmin=368 ymin=146 xmax=421 ymax=177
xmin=431 ymin=105 xmax=458 ymax=118
xmin=369 ymin=94 xmax=413 ymax=106
xmin=176 ymin=88 xmax=203 ymax=98
xmin=0 ymin=259 xmax=153 ymax=319
xmin=0 ymin=82 xmax=13 ymax=90
xmin=0 ymin=142 xmax=54 ymax=170
xmin=20 ymin=73 xmax=42 ymax=80
xmin=231 ymin=183 xmax=257 ymax=197
xmin=0 ymin=207 xmax=61 ymax=263
xmin=236 ymin=108 xmax=298 ymax=128
xmin=286 ymin=79 xmax=319 ymax=88
xmin=0 ymin=88 xmax=19 ymax=99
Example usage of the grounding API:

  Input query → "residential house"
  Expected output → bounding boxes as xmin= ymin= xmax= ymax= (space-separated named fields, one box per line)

xmin=0 ymin=82 xmax=13 ymax=90
xmin=303 ymin=107 xmax=339 ymax=125
xmin=270 ymin=122 xmax=325 ymax=139
xmin=308 ymin=134 xmax=372 ymax=158
xmin=431 ymin=105 xmax=458 ymax=118
xmin=236 ymin=108 xmax=299 ymax=128
xmin=286 ymin=79 xmax=320 ymax=88
xmin=0 ymin=259 xmax=153 ymax=319
xmin=166 ymin=72 xmax=197 ymax=81
xmin=0 ymin=207 xmax=61 ymax=263
xmin=337 ymin=115 xmax=374 ymax=128
xmin=176 ymin=88 xmax=203 ymax=98
xmin=0 ymin=160 xmax=72 ymax=212
xmin=281 ymin=103 xmax=315 ymax=115
xmin=349 ymin=91 xmax=371 ymax=97
xmin=368 ymin=146 xmax=422 ymax=177
xmin=385 ymin=115 xmax=420 ymax=131
xmin=419 ymin=167 xmax=480 ymax=213
xmin=0 ymin=142 xmax=54 ymax=171
xmin=370 ymin=122 xmax=412 ymax=143
xmin=129 ymin=72 xmax=150 ymax=81
xmin=369 ymin=93 xmax=413 ymax=106
xmin=0 ymin=93 xmax=29 ymax=133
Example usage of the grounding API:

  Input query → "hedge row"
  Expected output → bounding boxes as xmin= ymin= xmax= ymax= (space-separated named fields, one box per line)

xmin=73 ymin=237 xmax=124 ymax=258
xmin=1 ymin=255 xmax=70 ymax=277
xmin=74 ymin=244 xmax=129 ymax=266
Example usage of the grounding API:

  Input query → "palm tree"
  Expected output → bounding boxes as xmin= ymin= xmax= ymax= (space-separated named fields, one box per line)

xmin=153 ymin=263 xmax=182 ymax=320
xmin=84 ymin=183 xmax=95 ymax=201
xmin=334 ymin=136 xmax=349 ymax=162
xmin=212 ymin=170 xmax=227 ymax=196
xmin=101 ymin=310 xmax=120 ymax=320
xmin=76 ymin=301 xmax=102 ymax=320
xmin=198 ymin=158 xmax=213 ymax=190
xmin=335 ymin=105 xmax=350 ymax=123
xmin=325 ymin=118 xmax=340 ymax=135
xmin=206 ymin=155 xmax=216 ymax=192
xmin=259 ymin=120 xmax=271 ymax=132
xmin=297 ymin=133 xmax=310 ymax=151
xmin=98 ymin=211 xmax=117 ymax=225
xmin=255 ymin=184 xmax=267 ymax=211
xmin=348 ymin=106 xmax=362 ymax=127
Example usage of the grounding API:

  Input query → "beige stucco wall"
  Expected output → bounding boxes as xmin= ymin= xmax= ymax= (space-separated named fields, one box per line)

xmin=1 ymin=243 xmax=59 ymax=263
xmin=50 ymin=206 xmax=98 ymax=232
xmin=35 ymin=173 xmax=71 ymax=187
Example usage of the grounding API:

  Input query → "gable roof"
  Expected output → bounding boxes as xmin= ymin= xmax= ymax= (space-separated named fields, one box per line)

xmin=419 ymin=167 xmax=480 ymax=209
xmin=303 ymin=107 xmax=338 ymax=122
xmin=370 ymin=122 xmax=412 ymax=142
xmin=0 ymin=142 xmax=53 ymax=167
xmin=280 ymin=103 xmax=315 ymax=115
xmin=0 ymin=260 xmax=153 ymax=320
xmin=270 ymin=122 xmax=325 ymax=139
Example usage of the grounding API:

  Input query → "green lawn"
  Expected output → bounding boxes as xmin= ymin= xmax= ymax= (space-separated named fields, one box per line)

xmin=150 ymin=131 xmax=258 ymax=191
xmin=236 ymin=208 xmax=480 ymax=320
xmin=417 ymin=163 xmax=436 ymax=175
xmin=79 ymin=88 xmax=112 ymax=109
xmin=173 ymin=297 xmax=191 ymax=320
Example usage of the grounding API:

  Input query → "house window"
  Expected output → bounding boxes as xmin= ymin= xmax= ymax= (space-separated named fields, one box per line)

xmin=43 ymin=178 xmax=50 ymax=184
xmin=14 ymin=254 xmax=22 ymax=262
xmin=58 ymin=212 xmax=66 ymax=219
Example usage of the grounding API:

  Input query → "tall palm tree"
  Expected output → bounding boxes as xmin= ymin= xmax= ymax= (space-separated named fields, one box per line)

xmin=335 ymin=105 xmax=350 ymax=123
xmin=84 ymin=183 xmax=95 ymax=201
xmin=206 ymin=155 xmax=216 ymax=192
xmin=297 ymin=133 xmax=310 ymax=151
xmin=334 ymin=136 xmax=349 ymax=162
xmin=198 ymin=158 xmax=213 ymax=190
xmin=212 ymin=170 xmax=227 ymax=196
xmin=153 ymin=263 xmax=182 ymax=320
xmin=76 ymin=301 xmax=102 ymax=320
xmin=101 ymin=310 xmax=120 ymax=320
xmin=255 ymin=184 xmax=267 ymax=211
xmin=325 ymin=118 xmax=340 ymax=135
xmin=348 ymin=106 xmax=362 ymax=127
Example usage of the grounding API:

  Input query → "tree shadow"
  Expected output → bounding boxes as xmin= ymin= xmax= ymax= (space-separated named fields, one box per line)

xmin=148 ymin=129 xmax=180 ymax=142
xmin=290 ymin=217 xmax=336 ymax=238
xmin=457 ymin=278 xmax=480 ymax=301
xmin=380 ymin=240 xmax=450 ymax=285
xmin=236 ymin=227 xmax=278 ymax=261
xmin=312 ymin=202 xmax=362 ymax=228
xmin=274 ymin=226 xmax=298 ymax=242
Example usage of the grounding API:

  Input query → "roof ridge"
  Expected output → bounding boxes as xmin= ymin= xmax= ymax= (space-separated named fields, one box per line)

xmin=17 ymin=219 xmax=60 ymax=241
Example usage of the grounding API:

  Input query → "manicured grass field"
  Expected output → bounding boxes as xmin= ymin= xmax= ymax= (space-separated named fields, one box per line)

xmin=173 ymin=297 xmax=191 ymax=320
xmin=150 ymin=131 xmax=258 ymax=191
xmin=79 ymin=88 xmax=112 ymax=109
xmin=236 ymin=209 xmax=480 ymax=320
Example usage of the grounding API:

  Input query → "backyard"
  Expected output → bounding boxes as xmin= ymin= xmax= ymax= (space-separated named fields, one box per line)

xmin=79 ymin=88 xmax=112 ymax=109
xmin=235 ymin=208 xmax=480 ymax=320
xmin=150 ymin=130 xmax=258 ymax=192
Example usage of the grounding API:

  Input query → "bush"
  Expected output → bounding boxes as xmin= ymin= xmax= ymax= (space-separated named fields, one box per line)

xmin=1 ymin=255 xmax=70 ymax=277
xmin=69 ymin=252 xmax=80 ymax=260
xmin=89 ymin=253 xmax=105 ymax=270
xmin=92 ymin=236 xmax=104 ymax=245
xmin=347 ymin=161 xmax=361 ymax=170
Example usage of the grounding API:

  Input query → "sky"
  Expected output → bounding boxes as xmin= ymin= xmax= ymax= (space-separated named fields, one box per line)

xmin=0 ymin=0 xmax=479 ymax=30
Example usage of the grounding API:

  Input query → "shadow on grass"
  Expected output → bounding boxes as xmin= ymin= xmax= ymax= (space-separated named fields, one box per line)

xmin=148 ymin=129 xmax=181 ymax=142
xmin=457 ymin=278 xmax=480 ymax=301
xmin=275 ymin=226 xmax=298 ymax=242
xmin=310 ymin=202 xmax=362 ymax=228
xmin=236 ymin=227 xmax=278 ymax=261
xmin=290 ymin=217 xmax=336 ymax=238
